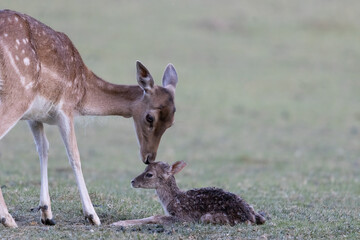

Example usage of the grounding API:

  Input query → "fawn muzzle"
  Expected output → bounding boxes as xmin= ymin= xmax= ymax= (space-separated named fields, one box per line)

xmin=131 ymin=179 xmax=140 ymax=188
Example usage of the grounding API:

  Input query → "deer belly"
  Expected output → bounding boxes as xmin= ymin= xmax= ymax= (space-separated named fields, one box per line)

xmin=21 ymin=95 xmax=61 ymax=124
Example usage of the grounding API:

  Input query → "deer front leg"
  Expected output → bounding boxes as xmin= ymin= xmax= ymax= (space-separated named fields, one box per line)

xmin=111 ymin=215 xmax=178 ymax=227
xmin=57 ymin=113 xmax=101 ymax=226
xmin=28 ymin=121 xmax=55 ymax=225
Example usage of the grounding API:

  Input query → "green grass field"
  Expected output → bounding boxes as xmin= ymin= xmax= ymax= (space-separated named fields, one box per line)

xmin=1 ymin=0 xmax=359 ymax=239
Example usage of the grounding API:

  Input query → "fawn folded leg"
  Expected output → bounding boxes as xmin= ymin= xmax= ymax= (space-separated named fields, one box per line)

xmin=111 ymin=215 xmax=178 ymax=227
xmin=57 ymin=112 xmax=100 ymax=225
xmin=28 ymin=120 xmax=55 ymax=225
xmin=200 ymin=213 xmax=232 ymax=225
xmin=200 ymin=212 xmax=254 ymax=226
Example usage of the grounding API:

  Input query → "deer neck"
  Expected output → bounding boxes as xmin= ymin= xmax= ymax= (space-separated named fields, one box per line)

xmin=156 ymin=177 xmax=182 ymax=211
xmin=78 ymin=72 xmax=144 ymax=117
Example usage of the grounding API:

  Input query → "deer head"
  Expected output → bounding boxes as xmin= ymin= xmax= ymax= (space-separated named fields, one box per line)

xmin=131 ymin=161 xmax=187 ymax=189
xmin=132 ymin=62 xmax=178 ymax=164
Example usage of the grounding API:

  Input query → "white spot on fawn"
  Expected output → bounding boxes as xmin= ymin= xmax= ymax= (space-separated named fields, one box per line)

xmin=23 ymin=57 xmax=30 ymax=66
xmin=22 ymin=38 xmax=27 ymax=44
xmin=7 ymin=17 xmax=12 ymax=23
xmin=15 ymin=55 xmax=19 ymax=61
xmin=15 ymin=17 xmax=18 ymax=22
xmin=3 ymin=33 xmax=8 ymax=37
xmin=22 ymin=49 xmax=25 ymax=54
xmin=16 ymin=39 xmax=20 ymax=45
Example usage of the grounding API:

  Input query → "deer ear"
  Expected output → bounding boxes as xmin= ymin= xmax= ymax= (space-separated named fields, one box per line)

xmin=169 ymin=161 xmax=187 ymax=176
xmin=136 ymin=61 xmax=154 ymax=92
xmin=162 ymin=63 xmax=178 ymax=94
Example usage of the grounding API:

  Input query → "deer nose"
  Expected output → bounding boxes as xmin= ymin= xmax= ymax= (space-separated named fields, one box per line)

xmin=144 ymin=153 xmax=156 ymax=164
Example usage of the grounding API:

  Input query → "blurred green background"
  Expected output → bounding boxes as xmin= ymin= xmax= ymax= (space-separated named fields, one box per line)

xmin=0 ymin=1 xmax=359 ymax=239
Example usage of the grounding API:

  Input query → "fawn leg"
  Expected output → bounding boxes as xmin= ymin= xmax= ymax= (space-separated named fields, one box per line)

xmin=111 ymin=215 xmax=177 ymax=227
xmin=201 ymin=213 xmax=255 ymax=226
xmin=200 ymin=213 xmax=238 ymax=225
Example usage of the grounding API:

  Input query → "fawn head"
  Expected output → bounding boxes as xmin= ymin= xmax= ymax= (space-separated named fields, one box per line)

xmin=132 ymin=61 xmax=178 ymax=164
xmin=131 ymin=161 xmax=187 ymax=189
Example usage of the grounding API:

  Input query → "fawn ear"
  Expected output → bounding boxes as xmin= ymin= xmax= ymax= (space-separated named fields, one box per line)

xmin=162 ymin=63 xmax=178 ymax=95
xmin=169 ymin=161 xmax=187 ymax=176
xmin=136 ymin=61 xmax=154 ymax=93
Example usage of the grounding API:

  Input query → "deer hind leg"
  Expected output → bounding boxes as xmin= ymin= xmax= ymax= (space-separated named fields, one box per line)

xmin=0 ymin=188 xmax=17 ymax=228
xmin=57 ymin=112 xmax=100 ymax=226
xmin=0 ymin=111 xmax=20 ymax=228
xmin=0 ymin=98 xmax=34 ymax=228
xmin=111 ymin=215 xmax=178 ymax=227
xmin=27 ymin=120 xmax=55 ymax=226
xmin=0 ymin=100 xmax=30 ymax=140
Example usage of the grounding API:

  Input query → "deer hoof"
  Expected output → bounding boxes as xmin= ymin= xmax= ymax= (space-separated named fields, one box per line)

xmin=85 ymin=214 xmax=101 ymax=226
xmin=1 ymin=215 xmax=18 ymax=228
xmin=41 ymin=218 xmax=56 ymax=226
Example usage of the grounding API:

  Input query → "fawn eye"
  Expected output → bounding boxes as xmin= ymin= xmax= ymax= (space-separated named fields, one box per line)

xmin=145 ymin=173 xmax=153 ymax=178
xmin=145 ymin=114 xmax=154 ymax=124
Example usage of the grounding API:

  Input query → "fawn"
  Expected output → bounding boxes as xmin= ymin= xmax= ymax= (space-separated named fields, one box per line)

xmin=112 ymin=161 xmax=266 ymax=227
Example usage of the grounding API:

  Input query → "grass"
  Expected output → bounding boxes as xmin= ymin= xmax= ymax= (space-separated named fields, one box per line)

xmin=1 ymin=0 xmax=360 ymax=239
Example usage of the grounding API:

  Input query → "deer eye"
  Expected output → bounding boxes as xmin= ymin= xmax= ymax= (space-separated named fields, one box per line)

xmin=145 ymin=114 xmax=154 ymax=124
xmin=145 ymin=173 xmax=153 ymax=178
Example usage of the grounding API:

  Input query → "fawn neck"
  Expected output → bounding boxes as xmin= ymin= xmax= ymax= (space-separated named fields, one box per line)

xmin=78 ymin=72 xmax=144 ymax=117
xmin=156 ymin=177 xmax=182 ymax=208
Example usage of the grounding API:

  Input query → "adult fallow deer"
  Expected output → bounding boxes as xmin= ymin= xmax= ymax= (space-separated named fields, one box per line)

xmin=0 ymin=10 xmax=178 ymax=227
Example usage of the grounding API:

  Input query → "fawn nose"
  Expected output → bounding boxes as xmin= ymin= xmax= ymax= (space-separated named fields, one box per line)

xmin=131 ymin=180 xmax=136 ymax=188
